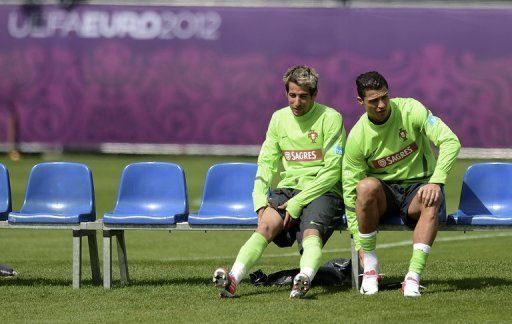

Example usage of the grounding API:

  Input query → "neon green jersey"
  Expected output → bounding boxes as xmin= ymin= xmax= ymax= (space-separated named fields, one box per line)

xmin=253 ymin=102 xmax=346 ymax=219
xmin=342 ymin=98 xmax=461 ymax=248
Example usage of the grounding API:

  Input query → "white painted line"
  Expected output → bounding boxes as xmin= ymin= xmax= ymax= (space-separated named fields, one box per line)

xmin=161 ymin=232 xmax=512 ymax=262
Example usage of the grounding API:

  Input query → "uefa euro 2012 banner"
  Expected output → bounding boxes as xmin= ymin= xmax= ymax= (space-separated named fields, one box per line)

xmin=0 ymin=4 xmax=511 ymax=149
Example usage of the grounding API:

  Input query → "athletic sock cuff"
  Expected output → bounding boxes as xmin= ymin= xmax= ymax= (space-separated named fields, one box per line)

xmin=359 ymin=231 xmax=377 ymax=238
xmin=252 ymin=231 xmax=269 ymax=245
xmin=359 ymin=231 xmax=377 ymax=252
xmin=302 ymin=235 xmax=322 ymax=248
xmin=413 ymin=243 xmax=431 ymax=254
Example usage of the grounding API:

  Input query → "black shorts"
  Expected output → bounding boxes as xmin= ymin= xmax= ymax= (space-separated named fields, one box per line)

xmin=380 ymin=180 xmax=446 ymax=229
xmin=267 ymin=188 xmax=344 ymax=250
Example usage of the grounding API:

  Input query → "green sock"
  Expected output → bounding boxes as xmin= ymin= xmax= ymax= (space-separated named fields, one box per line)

xmin=300 ymin=235 xmax=323 ymax=280
xmin=359 ymin=231 xmax=378 ymax=271
xmin=359 ymin=231 xmax=377 ymax=252
xmin=408 ymin=248 xmax=429 ymax=275
xmin=231 ymin=232 xmax=268 ymax=283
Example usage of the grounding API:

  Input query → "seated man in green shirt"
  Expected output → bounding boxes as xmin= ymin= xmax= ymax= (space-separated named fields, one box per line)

xmin=342 ymin=71 xmax=461 ymax=297
xmin=213 ymin=65 xmax=346 ymax=299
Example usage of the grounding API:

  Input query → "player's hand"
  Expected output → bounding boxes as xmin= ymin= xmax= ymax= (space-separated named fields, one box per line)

xmin=257 ymin=207 xmax=265 ymax=222
xmin=278 ymin=202 xmax=298 ymax=230
xmin=417 ymin=183 xmax=441 ymax=207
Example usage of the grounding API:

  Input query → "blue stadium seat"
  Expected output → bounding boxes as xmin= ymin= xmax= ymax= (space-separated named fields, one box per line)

xmin=103 ymin=162 xmax=188 ymax=225
xmin=6 ymin=162 xmax=100 ymax=288
xmin=447 ymin=162 xmax=512 ymax=225
xmin=188 ymin=162 xmax=258 ymax=225
xmin=9 ymin=162 xmax=95 ymax=224
xmin=0 ymin=163 xmax=12 ymax=221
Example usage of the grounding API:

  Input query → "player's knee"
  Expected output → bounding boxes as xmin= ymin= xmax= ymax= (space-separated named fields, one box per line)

xmin=256 ymin=221 xmax=279 ymax=240
xmin=303 ymin=228 xmax=320 ymax=239
xmin=419 ymin=202 xmax=441 ymax=221
xmin=356 ymin=178 xmax=381 ymax=203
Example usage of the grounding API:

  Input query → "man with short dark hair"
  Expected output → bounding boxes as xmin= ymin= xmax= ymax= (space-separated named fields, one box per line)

xmin=343 ymin=71 xmax=460 ymax=297
xmin=213 ymin=65 xmax=346 ymax=299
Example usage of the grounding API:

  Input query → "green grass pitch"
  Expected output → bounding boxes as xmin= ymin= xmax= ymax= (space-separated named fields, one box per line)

xmin=0 ymin=154 xmax=511 ymax=322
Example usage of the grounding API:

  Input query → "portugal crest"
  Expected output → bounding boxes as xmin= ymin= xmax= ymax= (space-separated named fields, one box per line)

xmin=308 ymin=130 xmax=318 ymax=143
xmin=398 ymin=128 xmax=408 ymax=142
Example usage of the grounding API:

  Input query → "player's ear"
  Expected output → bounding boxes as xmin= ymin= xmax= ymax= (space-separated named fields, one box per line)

xmin=357 ymin=96 xmax=364 ymax=105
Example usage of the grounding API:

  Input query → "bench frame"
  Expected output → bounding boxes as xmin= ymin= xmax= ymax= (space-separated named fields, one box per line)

xmin=0 ymin=220 xmax=102 ymax=288
xmin=102 ymin=223 xmax=257 ymax=289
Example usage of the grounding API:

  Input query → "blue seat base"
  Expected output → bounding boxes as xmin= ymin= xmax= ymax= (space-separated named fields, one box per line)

xmin=8 ymin=212 xmax=94 ymax=224
xmin=103 ymin=213 xmax=187 ymax=225
xmin=447 ymin=212 xmax=512 ymax=226
xmin=188 ymin=213 xmax=257 ymax=225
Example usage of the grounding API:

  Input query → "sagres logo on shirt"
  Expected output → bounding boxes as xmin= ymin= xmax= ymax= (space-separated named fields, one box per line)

xmin=283 ymin=149 xmax=323 ymax=161
xmin=371 ymin=143 xmax=418 ymax=169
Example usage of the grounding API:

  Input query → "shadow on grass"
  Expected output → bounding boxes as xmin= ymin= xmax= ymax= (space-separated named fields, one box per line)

xmin=111 ymin=277 xmax=354 ymax=298
xmin=376 ymin=275 xmax=512 ymax=294
xmin=426 ymin=277 xmax=512 ymax=293
xmin=233 ymin=285 xmax=353 ymax=299
xmin=0 ymin=277 xmax=101 ymax=287
xmin=4 ymin=275 xmax=509 ymax=293
xmin=121 ymin=276 xmax=211 ymax=287
xmin=304 ymin=285 xmax=353 ymax=299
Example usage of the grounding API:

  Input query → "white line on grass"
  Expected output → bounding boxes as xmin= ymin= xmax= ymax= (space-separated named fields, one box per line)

xmin=162 ymin=232 xmax=512 ymax=262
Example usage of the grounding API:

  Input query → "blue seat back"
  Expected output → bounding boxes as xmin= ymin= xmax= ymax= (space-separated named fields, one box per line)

xmin=19 ymin=162 xmax=95 ymax=217
xmin=112 ymin=162 xmax=188 ymax=216
xmin=0 ymin=163 xmax=12 ymax=220
xmin=457 ymin=162 xmax=512 ymax=216
xmin=197 ymin=163 xmax=257 ymax=217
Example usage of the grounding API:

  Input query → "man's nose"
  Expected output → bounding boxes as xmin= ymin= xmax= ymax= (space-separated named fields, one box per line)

xmin=377 ymin=99 xmax=386 ymax=109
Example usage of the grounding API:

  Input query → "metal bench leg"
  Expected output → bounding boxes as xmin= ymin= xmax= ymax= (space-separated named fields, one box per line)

xmin=115 ymin=230 xmax=130 ymax=285
xmin=72 ymin=230 xmax=82 ymax=289
xmin=351 ymin=234 xmax=361 ymax=291
xmin=87 ymin=230 xmax=101 ymax=285
xmin=103 ymin=230 xmax=112 ymax=289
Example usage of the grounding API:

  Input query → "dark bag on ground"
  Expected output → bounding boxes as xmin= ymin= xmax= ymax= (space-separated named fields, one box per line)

xmin=249 ymin=258 xmax=351 ymax=287
xmin=0 ymin=264 xmax=17 ymax=277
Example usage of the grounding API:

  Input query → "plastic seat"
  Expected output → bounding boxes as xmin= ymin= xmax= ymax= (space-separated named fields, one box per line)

xmin=188 ymin=162 xmax=258 ymax=225
xmin=447 ymin=162 xmax=512 ymax=225
xmin=9 ymin=162 xmax=95 ymax=224
xmin=103 ymin=162 xmax=188 ymax=225
xmin=0 ymin=163 xmax=12 ymax=221
xmin=7 ymin=162 xmax=100 ymax=288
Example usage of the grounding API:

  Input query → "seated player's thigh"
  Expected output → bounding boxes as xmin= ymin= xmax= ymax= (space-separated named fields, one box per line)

xmin=256 ymin=207 xmax=284 ymax=241
xmin=300 ymin=193 xmax=342 ymax=241
xmin=356 ymin=177 xmax=388 ymax=215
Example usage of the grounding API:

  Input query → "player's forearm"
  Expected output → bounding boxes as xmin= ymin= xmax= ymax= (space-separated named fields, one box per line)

xmin=342 ymin=155 xmax=366 ymax=238
xmin=286 ymin=163 xmax=341 ymax=218
xmin=429 ymin=131 xmax=461 ymax=184
xmin=343 ymin=185 xmax=362 ymax=250
xmin=252 ymin=157 xmax=277 ymax=211
xmin=342 ymin=184 xmax=358 ymax=235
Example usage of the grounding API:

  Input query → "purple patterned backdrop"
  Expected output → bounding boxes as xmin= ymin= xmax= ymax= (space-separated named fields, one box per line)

xmin=0 ymin=5 xmax=511 ymax=148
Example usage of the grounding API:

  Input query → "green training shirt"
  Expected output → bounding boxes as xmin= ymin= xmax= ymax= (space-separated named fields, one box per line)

xmin=342 ymin=98 xmax=461 ymax=248
xmin=253 ymin=102 xmax=346 ymax=219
